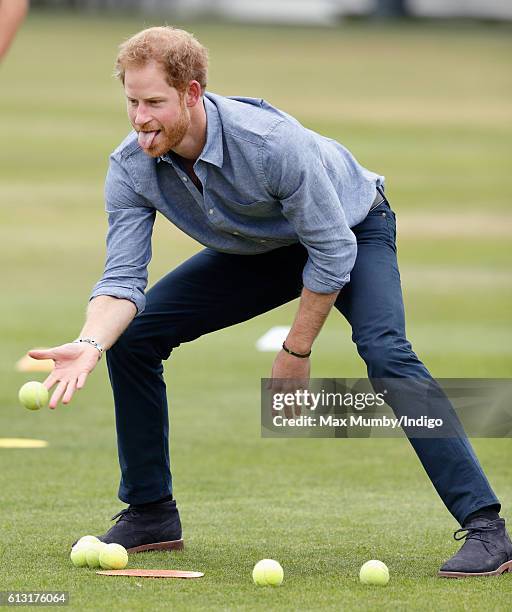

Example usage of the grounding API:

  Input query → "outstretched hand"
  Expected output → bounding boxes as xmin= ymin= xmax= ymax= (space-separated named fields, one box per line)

xmin=28 ymin=343 xmax=101 ymax=409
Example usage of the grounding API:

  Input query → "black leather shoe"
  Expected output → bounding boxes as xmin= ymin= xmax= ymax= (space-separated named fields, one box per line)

xmin=72 ymin=499 xmax=184 ymax=553
xmin=438 ymin=517 xmax=512 ymax=578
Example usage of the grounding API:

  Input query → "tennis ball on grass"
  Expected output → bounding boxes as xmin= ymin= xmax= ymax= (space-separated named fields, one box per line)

xmin=359 ymin=560 xmax=389 ymax=586
xmin=18 ymin=381 xmax=48 ymax=410
xmin=99 ymin=543 xmax=128 ymax=570
xmin=86 ymin=541 xmax=108 ymax=568
xmin=70 ymin=544 xmax=89 ymax=568
xmin=252 ymin=559 xmax=284 ymax=586
xmin=76 ymin=535 xmax=100 ymax=546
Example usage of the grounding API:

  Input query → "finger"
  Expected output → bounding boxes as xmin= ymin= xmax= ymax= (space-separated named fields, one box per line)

xmin=43 ymin=372 xmax=60 ymax=390
xmin=76 ymin=371 xmax=89 ymax=390
xmin=271 ymin=393 xmax=279 ymax=419
xmin=49 ymin=380 xmax=68 ymax=409
xmin=267 ymin=369 xmax=276 ymax=391
xmin=28 ymin=349 xmax=56 ymax=360
xmin=62 ymin=380 xmax=76 ymax=405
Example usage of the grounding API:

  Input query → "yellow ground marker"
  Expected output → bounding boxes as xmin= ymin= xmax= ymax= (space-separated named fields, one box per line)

xmin=0 ymin=438 xmax=48 ymax=448
xmin=16 ymin=349 xmax=54 ymax=373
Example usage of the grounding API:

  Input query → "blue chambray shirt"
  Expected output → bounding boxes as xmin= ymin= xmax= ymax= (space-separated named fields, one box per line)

xmin=91 ymin=92 xmax=384 ymax=314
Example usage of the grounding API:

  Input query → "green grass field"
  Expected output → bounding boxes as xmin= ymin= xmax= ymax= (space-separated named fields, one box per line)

xmin=1 ymin=12 xmax=511 ymax=611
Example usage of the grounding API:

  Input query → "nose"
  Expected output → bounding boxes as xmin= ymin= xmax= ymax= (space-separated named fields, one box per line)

xmin=133 ymin=103 xmax=151 ymax=127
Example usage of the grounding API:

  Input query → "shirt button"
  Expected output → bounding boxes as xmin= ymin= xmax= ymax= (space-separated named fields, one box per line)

xmin=209 ymin=208 xmax=214 ymax=214
xmin=232 ymin=231 xmax=239 ymax=235
xmin=260 ymin=239 xmax=266 ymax=243
xmin=182 ymin=176 xmax=188 ymax=182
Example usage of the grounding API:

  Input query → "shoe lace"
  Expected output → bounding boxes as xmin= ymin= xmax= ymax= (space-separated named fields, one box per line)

xmin=453 ymin=522 xmax=498 ymax=545
xmin=111 ymin=507 xmax=139 ymax=522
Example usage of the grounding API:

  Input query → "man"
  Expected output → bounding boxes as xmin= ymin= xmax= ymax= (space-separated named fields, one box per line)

xmin=0 ymin=0 xmax=28 ymax=61
xmin=30 ymin=27 xmax=511 ymax=577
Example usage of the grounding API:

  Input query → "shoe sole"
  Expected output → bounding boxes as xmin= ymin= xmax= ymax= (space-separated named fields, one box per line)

xmin=438 ymin=559 xmax=512 ymax=578
xmin=126 ymin=538 xmax=184 ymax=553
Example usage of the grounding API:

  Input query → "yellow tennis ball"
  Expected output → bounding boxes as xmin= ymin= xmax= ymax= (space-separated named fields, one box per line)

xmin=70 ymin=544 xmax=88 ymax=568
xmin=99 ymin=543 xmax=128 ymax=570
xmin=359 ymin=560 xmax=389 ymax=586
xmin=252 ymin=559 xmax=284 ymax=586
xmin=85 ymin=541 xmax=108 ymax=568
xmin=18 ymin=381 xmax=48 ymax=411
xmin=76 ymin=535 xmax=100 ymax=546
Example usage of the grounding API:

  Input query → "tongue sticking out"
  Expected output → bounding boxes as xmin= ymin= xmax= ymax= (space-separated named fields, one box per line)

xmin=138 ymin=130 xmax=159 ymax=149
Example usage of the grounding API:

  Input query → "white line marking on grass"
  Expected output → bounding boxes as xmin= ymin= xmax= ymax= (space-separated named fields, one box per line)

xmin=256 ymin=326 xmax=291 ymax=352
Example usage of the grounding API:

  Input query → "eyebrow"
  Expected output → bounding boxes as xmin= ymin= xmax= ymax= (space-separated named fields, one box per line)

xmin=126 ymin=95 xmax=166 ymax=102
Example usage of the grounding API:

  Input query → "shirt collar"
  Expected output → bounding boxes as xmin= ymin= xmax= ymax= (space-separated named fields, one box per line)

xmin=157 ymin=93 xmax=223 ymax=168
xmin=198 ymin=94 xmax=223 ymax=168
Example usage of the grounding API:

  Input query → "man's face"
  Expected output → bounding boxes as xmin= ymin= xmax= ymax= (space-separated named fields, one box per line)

xmin=124 ymin=61 xmax=190 ymax=158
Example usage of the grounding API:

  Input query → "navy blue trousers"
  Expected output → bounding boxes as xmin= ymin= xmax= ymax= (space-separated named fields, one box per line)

xmin=106 ymin=201 xmax=499 ymax=525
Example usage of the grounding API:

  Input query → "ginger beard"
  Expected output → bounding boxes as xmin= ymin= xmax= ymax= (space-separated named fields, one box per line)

xmin=136 ymin=94 xmax=190 ymax=158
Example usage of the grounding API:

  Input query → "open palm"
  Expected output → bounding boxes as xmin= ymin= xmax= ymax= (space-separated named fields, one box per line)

xmin=29 ymin=343 xmax=101 ymax=408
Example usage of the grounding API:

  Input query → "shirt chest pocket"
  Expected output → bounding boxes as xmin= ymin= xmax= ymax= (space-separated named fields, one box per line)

xmin=222 ymin=198 xmax=283 ymax=218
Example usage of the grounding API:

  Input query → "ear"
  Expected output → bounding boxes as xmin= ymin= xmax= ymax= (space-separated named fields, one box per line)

xmin=185 ymin=80 xmax=202 ymax=107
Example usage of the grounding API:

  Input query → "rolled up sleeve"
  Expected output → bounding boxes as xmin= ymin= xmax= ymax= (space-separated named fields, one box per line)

xmin=90 ymin=154 xmax=156 ymax=314
xmin=262 ymin=121 xmax=357 ymax=293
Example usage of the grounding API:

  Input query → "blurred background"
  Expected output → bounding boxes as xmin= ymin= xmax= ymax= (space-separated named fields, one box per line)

xmin=1 ymin=2 xmax=511 ymax=609
xmin=27 ymin=0 xmax=512 ymax=22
